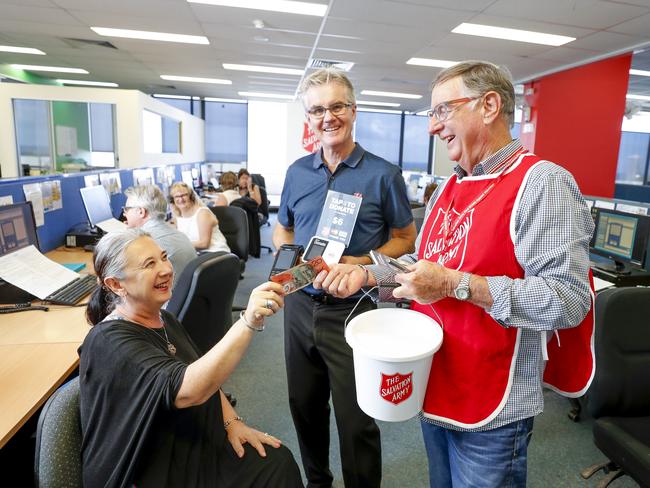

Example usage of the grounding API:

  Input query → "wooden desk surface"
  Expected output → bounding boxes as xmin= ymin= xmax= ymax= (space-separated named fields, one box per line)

xmin=0 ymin=247 xmax=93 ymax=448
xmin=0 ymin=342 xmax=81 ymax=449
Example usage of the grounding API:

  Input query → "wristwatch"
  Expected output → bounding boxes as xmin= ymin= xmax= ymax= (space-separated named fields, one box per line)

xmin=454 ymin=272 xmax=471 ymax=301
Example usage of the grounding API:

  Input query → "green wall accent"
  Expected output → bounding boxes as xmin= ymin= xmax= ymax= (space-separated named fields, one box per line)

xmin=52 ymin=101 xmax=91 ymax=171
xmin=0 ymin=64 xmax=62 ymax=85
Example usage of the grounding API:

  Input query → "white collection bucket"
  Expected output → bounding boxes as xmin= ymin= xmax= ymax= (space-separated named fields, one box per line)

xmin=345 ymin=308 xmax=443 ymax=422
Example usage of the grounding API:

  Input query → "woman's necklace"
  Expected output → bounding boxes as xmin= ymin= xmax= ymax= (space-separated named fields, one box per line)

xmin=106 ymin=310 xmax=176 ymax=356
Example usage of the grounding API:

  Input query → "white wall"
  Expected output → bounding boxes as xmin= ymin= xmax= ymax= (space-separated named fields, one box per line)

xmin=0 ymin=84 xmax=204 ymax=178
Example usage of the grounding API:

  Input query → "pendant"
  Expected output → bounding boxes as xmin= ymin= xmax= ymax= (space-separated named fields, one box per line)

xmin=167 ymin=343 xmax=177 ymax=355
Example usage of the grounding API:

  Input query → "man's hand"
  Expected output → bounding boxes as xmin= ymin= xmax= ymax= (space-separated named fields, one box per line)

xmin=393 ymin=260 xmax=455 ymax=304
xmin=313 ymin=263 xmax=373 ymax=298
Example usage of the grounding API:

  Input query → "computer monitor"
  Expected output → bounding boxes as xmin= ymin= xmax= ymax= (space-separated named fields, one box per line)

xmin=0 ymin=201 xmax=40 ymax=257
xmin=590 ymin=208 xmax=650 ymax=274
xmin=80 ymin=185 xmax=113 ymax=228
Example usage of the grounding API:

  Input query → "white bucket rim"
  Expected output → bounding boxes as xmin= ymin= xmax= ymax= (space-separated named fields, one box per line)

xmin=346 ymin=308 xmax=443 ymax=362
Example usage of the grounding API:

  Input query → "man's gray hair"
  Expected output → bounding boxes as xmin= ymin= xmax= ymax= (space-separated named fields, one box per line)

xmin=298 ymin=68 xmax=356 ymax=107
xmin=433 ymin=61 xmax=516 ymax=127
xmin=124 ymin=185 xmax=167 ymax=220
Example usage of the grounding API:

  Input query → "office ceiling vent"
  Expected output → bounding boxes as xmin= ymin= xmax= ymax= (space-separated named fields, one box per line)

xmin=147 ymin=84 xmax=177 ymax=90
xmin=62 ymin=38 xmax=118 ymax=50
xmin=308 ymin=58 xmax=354 ymax=72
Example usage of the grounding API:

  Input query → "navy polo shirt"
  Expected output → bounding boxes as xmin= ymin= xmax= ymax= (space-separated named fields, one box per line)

xmin=278 ymin=143 xmax=413 ymax=257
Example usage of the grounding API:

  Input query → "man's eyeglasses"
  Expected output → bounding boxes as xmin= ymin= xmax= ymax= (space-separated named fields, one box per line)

xmin=426 ymin=97 xmax=480 ymax=122
xmin=172 ymin=193 xmax=189 ymax=201
xmin=121 ymin=206 xmax=133 ymax=213
xmin=306 ymin=102 xmax=354 ymax=119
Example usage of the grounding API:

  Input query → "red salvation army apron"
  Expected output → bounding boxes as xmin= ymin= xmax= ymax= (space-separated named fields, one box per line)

xmin=412 ymin=152 xmax=595 ymax=428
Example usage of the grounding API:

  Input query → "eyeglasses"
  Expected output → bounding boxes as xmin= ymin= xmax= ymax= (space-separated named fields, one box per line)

xmin=426 ymin=97 xmax=480 ymax=122
xmin=306 ymin=102 xmax=354 ymax=119
xmin=172 ymin=193 xmax=189 ymax=200
xmin=122 ymin=206 xmax=133 ymax=213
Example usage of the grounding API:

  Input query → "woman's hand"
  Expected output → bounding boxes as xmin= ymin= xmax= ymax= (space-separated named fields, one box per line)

xmin=244 ymin=281 xmax=285 ymax=327
xmin=226 ymin=421 xmax=282 ymax=458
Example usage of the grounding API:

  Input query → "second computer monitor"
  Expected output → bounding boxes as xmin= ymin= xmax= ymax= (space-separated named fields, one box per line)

xmin=80 ymin=185 xmax=113 ymax=228
xmin=590 ymin=208 xmax=650 ymax=272
xmin=0 ymin=201 xmax=40 ymax=257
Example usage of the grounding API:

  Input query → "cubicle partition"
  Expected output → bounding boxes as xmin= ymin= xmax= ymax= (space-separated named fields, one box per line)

xmin=0 ymin=162 xmax=202 ymax=253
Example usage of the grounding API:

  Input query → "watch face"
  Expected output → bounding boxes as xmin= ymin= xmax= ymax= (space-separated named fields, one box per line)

xmin=455 ymin=288 xmax=470 ymax=300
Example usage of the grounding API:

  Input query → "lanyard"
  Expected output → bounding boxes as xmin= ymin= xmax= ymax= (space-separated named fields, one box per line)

xmin=441 ymin=148 xmax=526 ymax=247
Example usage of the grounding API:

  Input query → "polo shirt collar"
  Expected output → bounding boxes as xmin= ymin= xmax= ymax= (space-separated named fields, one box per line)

xmin=453 ymin=138 xmax=523 ymax=179
xmin=312 ymin=142 xmax=366 ymax=169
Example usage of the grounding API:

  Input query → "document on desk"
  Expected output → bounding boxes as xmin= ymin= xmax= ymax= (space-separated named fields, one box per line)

xmin=97 ymin=218 xmax=127 ymax=234
xmin=593 ymin=276 xmax=614 ymax=292
xmin=0 ymin=245 xmax=79 ymax=299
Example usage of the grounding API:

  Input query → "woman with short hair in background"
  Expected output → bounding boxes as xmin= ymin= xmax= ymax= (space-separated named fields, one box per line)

xmin=237 ymin=169 xmax=262 ymax=206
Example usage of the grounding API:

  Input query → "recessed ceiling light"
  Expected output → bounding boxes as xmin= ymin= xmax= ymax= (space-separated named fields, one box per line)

xmin=406 ymin=58 xmax=458 ymax=68
xmin=187 ymin=0 xmax=327 ymax=17
xmin=238 ymin=91 xmax=295 ymax=100
xmin=153 ymin=94 xmax=192 ymax=99
xmin=11 ymin=64 xmax=89 ymax=74
xmin=356 ymin=100 xmax=401 ymax=107
xmin=160 ymin=75 xmax=232 ymax=85
xmin=0 ymin=45 xmax=45 ymax=55
xmin=360 ymin=90 xmax=422 ymax=100
xmin=223 ymin=63 xmax=304 ymax=75
xmin=57 ymin=79 xmax=118 ymax=87
xmin=627 ymin=94 xmax=650 ymax=101
xmin=204 ymin=97 xmax=247 ymax=103
xmin=630 ymin=69 xmax=650 ymax=77
xmin=357 ymin=107 xmax=403 ymax=114
xmin=91 ymin=27 xmax=209 ymax=45
xmin=452 ymin=23 xmax=575 ymax=46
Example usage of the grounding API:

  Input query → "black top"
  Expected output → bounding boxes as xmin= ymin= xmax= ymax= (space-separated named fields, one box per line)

xmin=79 ymin=310 xmax=226 ymax=488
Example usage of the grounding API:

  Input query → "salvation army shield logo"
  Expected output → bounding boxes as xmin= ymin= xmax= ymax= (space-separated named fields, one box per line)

xmin=421 ymin=207 xmax=473 ymax=270
xmin=302 ymin=121 xmax=321 ymax=153
xmin=380 ymin=372 xmax=413 ymax=405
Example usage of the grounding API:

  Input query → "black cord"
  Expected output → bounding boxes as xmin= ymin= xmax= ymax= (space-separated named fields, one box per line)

xmin=0 ymin=304 xmax=49 ymax=314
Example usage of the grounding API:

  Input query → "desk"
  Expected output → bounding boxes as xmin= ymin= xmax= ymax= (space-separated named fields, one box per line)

xmin=0 ymin=247 xmax=92 ymax=448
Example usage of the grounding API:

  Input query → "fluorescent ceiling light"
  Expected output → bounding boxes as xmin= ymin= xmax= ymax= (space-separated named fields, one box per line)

xmin=0 ymin=45 xmax=45 ymax=55
xmin=57 ymin=79 xmax=118 ymax=87
xmin=187 ymin=0 xmax=327 ymax=17
xmin=627 ymin=94 xmax=650 ymax=101
xmin=356 ymin=100 xmax=400 ymax=107
xmin=357 ymin=107 xmax=403 ymax=114
xmin=452 ymin=23 xmax=575 ymax=47
xmin=204 ymin=97 xmax=247 ymax=103
xmin=223 ymin=63 xmax=304 ymax=76
xmin=91 ymin=27 xmax=209 ymax=45
xmin=161 ymin=75 xmax=231 ymax=85
xmin=630 ymin=69 xmax=650 ymax=77
xmin=153 ymin=94 xmax=192 ymax=99
xmin=238 ymin=91 xmax=294 ymax=100
xmin=11 ymin=64 xmax=89 ymax=74
xmin=361 ymin=90 xmax=422 ymax=100
xmin=406 ymin=58 xmax=458 ymax=68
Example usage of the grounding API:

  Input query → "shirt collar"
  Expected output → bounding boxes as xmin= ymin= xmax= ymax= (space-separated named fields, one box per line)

xmin=453 ymin=139 xmax=523 ymax=179
xmin=312 ymin=142 xmax=366 ymax=169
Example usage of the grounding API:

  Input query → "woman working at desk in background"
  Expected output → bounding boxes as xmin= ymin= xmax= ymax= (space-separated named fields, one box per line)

xmin=168 ymin=182 xmax=230 ymax=253
xmin=237 ymin=169 xmax=262 ymax=206
xmin=80 ymin=228 xmax=303 ymax=487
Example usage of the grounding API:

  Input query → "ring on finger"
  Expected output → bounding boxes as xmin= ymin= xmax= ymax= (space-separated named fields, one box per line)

xmin=265 ymin=299 xmax=273 ymax=310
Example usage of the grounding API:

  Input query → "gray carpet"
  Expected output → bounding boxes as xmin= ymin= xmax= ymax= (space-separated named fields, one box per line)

xmin=224 ymin=214 xmax=638 ymax=488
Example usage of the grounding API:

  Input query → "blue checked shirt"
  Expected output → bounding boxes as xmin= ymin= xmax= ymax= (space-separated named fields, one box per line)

xmin=369 ymin=139 xmax=594 ymax=431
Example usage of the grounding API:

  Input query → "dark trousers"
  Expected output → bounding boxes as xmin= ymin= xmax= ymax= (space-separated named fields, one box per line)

xmin=284 ymin=291 xmax=382 ymax=488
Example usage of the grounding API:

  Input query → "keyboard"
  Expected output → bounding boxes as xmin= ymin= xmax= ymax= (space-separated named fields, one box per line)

xmin=45 ymin=274 xmax=97 ymax=306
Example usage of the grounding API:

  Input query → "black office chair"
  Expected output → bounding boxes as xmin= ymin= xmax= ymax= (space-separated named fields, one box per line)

xmin=251 ymin=173 xmax=266 ymax=191
xmin=257 ymin=185 xmax=273 ymax=253
xmin=211 ymin=206 xmax=249 ymax=276
xmin=166 ymin=251 xmax=241 ymax=354
xmin=581 ymin=287 xmax=650 ymax=487
xmin=34 ymin=376 xmax=82 ymax=488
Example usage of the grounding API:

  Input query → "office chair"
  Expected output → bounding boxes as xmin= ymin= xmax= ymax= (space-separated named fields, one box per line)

xmin=250 ymin=173 xmax=266 ymax=191
xmin=34 ymin=376 xmax=82 ymax=488
xmin=211 ymin=206 xmax=249 ymax=276
xmin=581 ymin=287 xmax=650 ymax=487
xmin=166 ymin=251 xmax=241 ymax=354
xmin=257 ymin=185 xmax=273 ymax=253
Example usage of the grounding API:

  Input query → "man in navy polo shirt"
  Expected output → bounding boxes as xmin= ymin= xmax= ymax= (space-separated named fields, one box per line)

xmin=273 ymin=68 xmax=416 ymax=488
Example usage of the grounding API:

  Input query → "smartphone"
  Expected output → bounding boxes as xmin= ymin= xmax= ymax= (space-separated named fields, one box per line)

xmin=369 ymin=250 xmax=412 ymax=273
xmin=269 ymin=244 xmax=303 ymax=278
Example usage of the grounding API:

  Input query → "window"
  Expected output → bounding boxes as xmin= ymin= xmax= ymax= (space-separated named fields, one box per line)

xmin=157 ymin=97 xmax=192 ymax=114
xmin=616 ymin=132 xmax=649 ymax=186
xmin=89 ymin=103 xmax=116 ymax=167
xmin=354 ymin=111 xmax=401 ymax=164
xmin=162 ymin=117 xmax=181 ymax=153
xmin=13 ymin=99 xmax=53 ymax=174
xmin=402 ymin=114 xmax=430 ymax=172
xmin=205 ymin=101 xmax=247 ymax=163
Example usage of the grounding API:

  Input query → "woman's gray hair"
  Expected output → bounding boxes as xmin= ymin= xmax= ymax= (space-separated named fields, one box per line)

xmin=298 ymin=67 xmax=356 ymax=107
xmin=86 ymin=228 xmax=150 ymax=324
xmin=432 ymin=60 xmax=516 ymax=127
xmin=124 ymin=185 xmax=167 ymax=220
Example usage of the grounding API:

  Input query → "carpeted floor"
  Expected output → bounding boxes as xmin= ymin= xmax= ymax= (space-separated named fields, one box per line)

xmin=224 ymin=214 xmax=639 ymax=488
